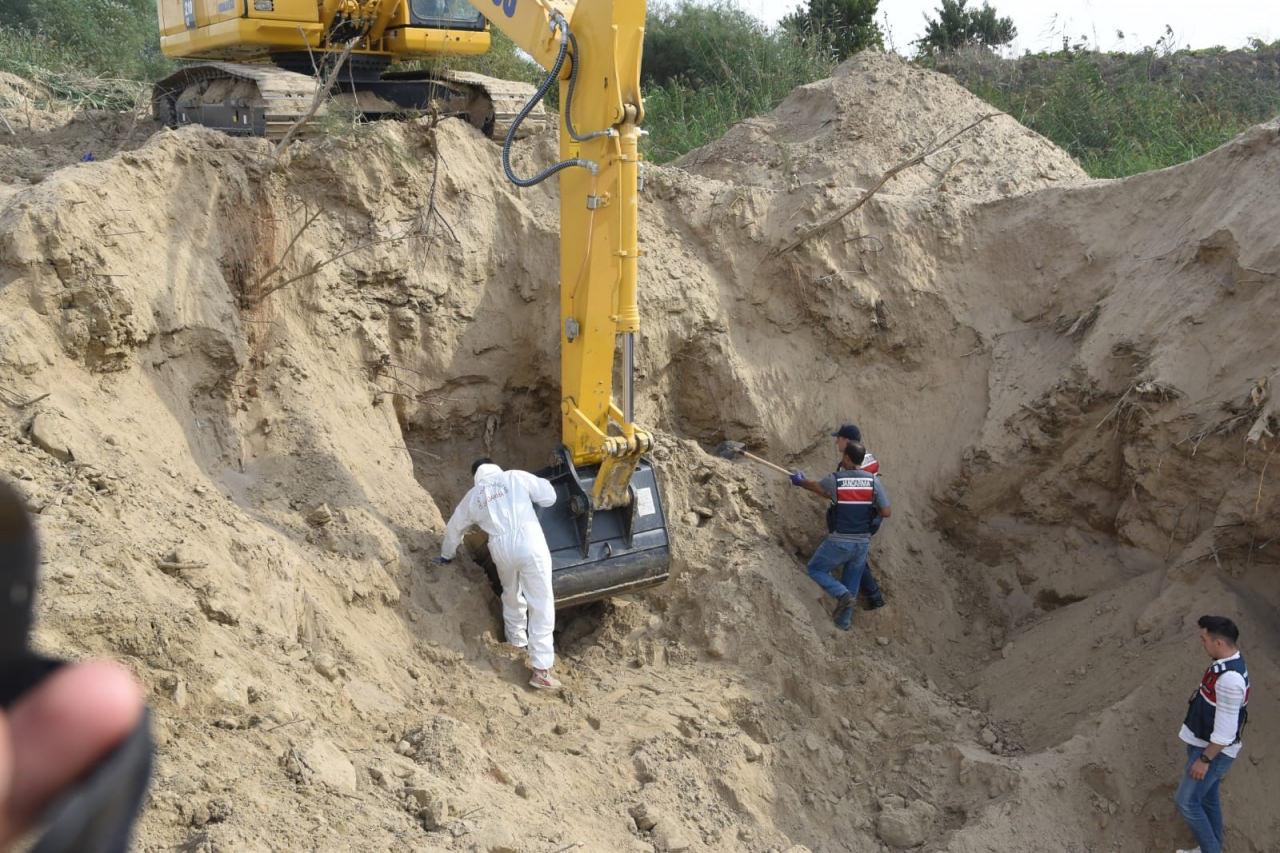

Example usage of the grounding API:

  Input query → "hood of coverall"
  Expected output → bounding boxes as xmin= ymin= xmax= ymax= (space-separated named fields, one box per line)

xmin=473 ymin=463 xmax=503 ymax=485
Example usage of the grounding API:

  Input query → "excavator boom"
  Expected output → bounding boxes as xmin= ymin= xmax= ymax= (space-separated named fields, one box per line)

xmin=470 ymin=0 xmax=669 ymax=605
xmin=152 ymin=0 xmax=670 ymax=606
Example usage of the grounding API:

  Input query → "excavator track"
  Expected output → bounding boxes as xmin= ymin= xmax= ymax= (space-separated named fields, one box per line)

xmin=152 ymin=62 xmax=549 ymax=141
xmin=152 ymin=62 xmax=315 ymax=140
xmin=432 ymin=70 xmax=553 ymax=139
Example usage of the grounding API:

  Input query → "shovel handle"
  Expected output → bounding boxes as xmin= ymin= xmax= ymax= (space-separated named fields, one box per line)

xmin=741 ymin=450 xmax=794 ymax=477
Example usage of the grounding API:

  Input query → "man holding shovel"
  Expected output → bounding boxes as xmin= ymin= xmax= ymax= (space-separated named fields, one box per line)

xmin=832 ymin=424 xmax=886 ymax=610
xmin=791 ymin=443 xmax=891 ymax=631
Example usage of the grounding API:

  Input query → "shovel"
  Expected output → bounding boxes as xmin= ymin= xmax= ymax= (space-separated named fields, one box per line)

xmin=714 ymin=440 xmax=793 ymax=477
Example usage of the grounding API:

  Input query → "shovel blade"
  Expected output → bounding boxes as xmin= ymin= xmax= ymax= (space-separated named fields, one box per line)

xmin=714 ymin=440 xmax=746 ymax=460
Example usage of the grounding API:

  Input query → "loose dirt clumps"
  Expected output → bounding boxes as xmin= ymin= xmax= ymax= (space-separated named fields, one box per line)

xmin=0 ymin=71 xmax=157 ymax=200
xmin=0 ymin=53 xmax=1277 ymax=852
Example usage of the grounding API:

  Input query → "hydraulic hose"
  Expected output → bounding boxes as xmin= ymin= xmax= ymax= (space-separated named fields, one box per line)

xmin=502 ymin=13 xmax=598 ymax=187
xmin=565 ymin=32 xmax=614 ymax=143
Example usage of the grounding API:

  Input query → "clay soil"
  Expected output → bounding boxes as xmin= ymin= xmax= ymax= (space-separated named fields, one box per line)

xmin=1 ymin=54 xmax=1277 ymax=852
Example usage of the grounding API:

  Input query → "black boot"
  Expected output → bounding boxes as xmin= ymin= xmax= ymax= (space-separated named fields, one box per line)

xmin=833 ymin=593 xmax=856 ymax=628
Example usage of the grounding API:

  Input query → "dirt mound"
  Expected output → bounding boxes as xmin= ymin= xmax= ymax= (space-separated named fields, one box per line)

xmin=677 ymin=52 xmax=1087 ymax=199
xmin=0 ymin=59 xmax=1277 ymax=853
xmin=0 ymin=70 xmax=158 ymax=200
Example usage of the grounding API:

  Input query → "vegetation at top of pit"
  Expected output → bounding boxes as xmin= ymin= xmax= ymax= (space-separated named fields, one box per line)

xmin=1 ymin=0 xmax=1277 ymax=178
xmin=929 ymin=35 xmax=1280 ymax=177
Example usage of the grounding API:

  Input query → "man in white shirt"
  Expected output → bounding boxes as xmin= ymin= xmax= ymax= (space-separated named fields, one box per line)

xmin=1174 ymin=615 xmax=1250 ymax=853
xmin=438 ymin=459 xmax=561 ymax=690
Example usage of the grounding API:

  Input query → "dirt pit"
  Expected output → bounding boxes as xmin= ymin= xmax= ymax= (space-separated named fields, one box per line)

xmin=1 ymin=52 xmax=1277 ymax=852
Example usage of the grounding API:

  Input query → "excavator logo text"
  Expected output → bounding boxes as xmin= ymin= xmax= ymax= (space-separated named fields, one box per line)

xmin=492 ymin=0 xmax=517 ymax=18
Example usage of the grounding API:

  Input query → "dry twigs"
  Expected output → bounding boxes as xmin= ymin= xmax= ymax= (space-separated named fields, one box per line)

xmin=1254 ymin=442 xmax=1278 ymax=519
xmin=267 ymin=37 xmax=358 ymax=168
xmin=250 ymin=205 xmax=323 ymax=293
xmin=252 ymin=226 xmax=432 ymax=304
xmin=249 ymin=126 xmax=451 ymax=305
xmin=0 ymin=385 xmax=50 ymax=408
xmin=772 ymin=112 xmax=999 ymax=256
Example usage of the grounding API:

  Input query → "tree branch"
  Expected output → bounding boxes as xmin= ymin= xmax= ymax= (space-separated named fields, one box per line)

xmin=0 ymin=386 xmax=49 ymax=408
xmin=267 ymin=38 xmax=358 ymax=168
xmin=251 ymin=205 xmax=323 ymax=294
xmin=252 ymin=230 xmax=430 ymax=304
xmin=772 ymin=112 xmax=1000 ymax=256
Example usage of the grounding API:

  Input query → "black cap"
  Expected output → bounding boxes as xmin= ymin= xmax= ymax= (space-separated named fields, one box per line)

xmin=832 ymin=424 xmax=862 ymax=441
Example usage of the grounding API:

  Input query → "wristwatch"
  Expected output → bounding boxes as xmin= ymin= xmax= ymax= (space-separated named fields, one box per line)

xmin=1197 ymin=754 xmax=1212 ymax=764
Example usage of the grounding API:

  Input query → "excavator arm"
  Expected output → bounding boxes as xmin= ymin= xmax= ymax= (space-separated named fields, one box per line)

xmin=470 ymin=0 xmax=649 ymax=502
xmin=467 ymin=0 xmax=669 ymax=606
xmin=152 ymin=0 xmax=669 ymax=606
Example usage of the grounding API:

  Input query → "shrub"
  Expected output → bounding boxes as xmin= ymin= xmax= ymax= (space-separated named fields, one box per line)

xmin=641 ymin=1 xmax=836 ymax=161
xmin=0 ymin=0 xmax=172 ymax=81
xmin=935 ymin=41 xmax=1280 ymax=177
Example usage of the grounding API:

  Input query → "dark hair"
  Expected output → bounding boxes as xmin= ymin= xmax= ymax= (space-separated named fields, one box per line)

xmin=470 ymin=457 xmax=495 ymax=475
xmin=1198 ymin=615 xmax=1239 ymax=644
xmin=843 ymin=442 xmax=866 ymax=468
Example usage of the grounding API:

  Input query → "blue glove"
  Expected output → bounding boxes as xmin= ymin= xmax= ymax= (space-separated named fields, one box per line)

xmin=433 ymin=556 xmax=452 ymax=565
xmin=869 ymin=515 xmax=883 ymax=536
xmin=789 ymin=471 xmax=806 ymax=486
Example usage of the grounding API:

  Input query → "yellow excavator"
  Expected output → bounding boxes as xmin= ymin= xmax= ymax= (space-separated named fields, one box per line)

xmin=153 ymin=0 xmax=669 ymax=608
xmin=152 ymin=0 xmax=548 ymax=138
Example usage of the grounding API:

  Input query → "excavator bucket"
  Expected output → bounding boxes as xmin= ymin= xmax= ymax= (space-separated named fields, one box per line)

xmin=534 ymin=449 xmax=670 ymax=609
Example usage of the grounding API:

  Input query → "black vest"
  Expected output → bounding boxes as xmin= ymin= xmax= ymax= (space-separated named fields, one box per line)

xmin=825 ymin=469 xmax=878 ymax=536
xmin=1183 ymin=654 xmax=1249 ymax=744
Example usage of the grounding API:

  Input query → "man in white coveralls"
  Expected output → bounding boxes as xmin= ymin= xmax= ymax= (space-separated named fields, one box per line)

xmin=438 ymin=458 xmax=561 ymax=690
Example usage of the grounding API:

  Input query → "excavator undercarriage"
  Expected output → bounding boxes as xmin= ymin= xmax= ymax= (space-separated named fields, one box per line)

xmin=151 ymin=57 xmax=547 ymax=140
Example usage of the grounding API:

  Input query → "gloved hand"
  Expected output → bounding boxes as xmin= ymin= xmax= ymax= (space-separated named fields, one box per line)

xmin=789 ymin=471 xmax=806 ymax=486
xmin=433 ymin=556 xmax=452 ymax=565
xmin=869 ymin=515 xmax=883 ymax=536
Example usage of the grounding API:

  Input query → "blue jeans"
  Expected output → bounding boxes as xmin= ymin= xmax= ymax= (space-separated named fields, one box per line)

xmin=1174 ymin=744 xmax=1235 ymax=853
xmin=859 ymin=564 xmax=882 ymax=600
xmin=806 ymin=537 xmax=870 ymax=603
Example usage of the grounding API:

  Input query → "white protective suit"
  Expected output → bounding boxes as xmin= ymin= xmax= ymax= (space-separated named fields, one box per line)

xmin=441 ymin=463 xmax=558 ymax=670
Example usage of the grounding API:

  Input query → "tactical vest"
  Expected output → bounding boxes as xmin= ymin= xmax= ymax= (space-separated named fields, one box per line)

xmin=827 ymin=454 xmax=882 ymax=533
xmin=1183 ymin=654 xmax=1250 ymax=744
xmin=825 ymin=469 xmax=878 ymax=536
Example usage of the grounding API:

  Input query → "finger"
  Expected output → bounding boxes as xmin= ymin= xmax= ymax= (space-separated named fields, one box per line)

xmin=3 ymin=661 xmax=144 ymax=835
xmin=0 ymin=711 xmax=12 ymax=841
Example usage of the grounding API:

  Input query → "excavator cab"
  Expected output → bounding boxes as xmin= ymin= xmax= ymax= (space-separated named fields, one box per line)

xmin=405 ymin=0 xmax=485 ymax=30
xmin=535 ymin=450 xmax=669 ymax=609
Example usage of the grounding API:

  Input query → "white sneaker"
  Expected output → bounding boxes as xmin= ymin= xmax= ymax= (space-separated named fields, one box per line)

xmin=1174 ymin=847 xmax=1201 ymax=853
xmin=529 ymin=669 xmax=562 ymax=690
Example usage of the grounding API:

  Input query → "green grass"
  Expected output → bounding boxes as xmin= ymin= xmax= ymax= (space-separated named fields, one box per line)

xmin=0 ymin=28 xmax=150 ymax=110
xmin=933 ymin=42 xmax=1280 ymax=177
xmin=640 ymin=2 xmax=836 ymax=162
xmin=0 ymin=0 xmax=173 ymax=81
xmin=643 ymin=62 xmax=827 ymax=163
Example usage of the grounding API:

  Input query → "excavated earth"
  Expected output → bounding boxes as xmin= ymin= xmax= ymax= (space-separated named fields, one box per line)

xmin=1 ymin=53 xmax=1277 ymax=852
